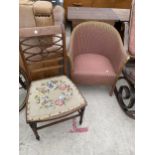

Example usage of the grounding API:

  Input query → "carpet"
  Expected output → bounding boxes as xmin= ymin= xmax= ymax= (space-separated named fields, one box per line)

xmin=19 ymin=85 xmax=134 ymax=155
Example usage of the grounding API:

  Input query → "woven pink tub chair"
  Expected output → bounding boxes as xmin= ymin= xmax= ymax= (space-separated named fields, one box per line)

xmin=69 ymin=21 xmax=129 ymax=95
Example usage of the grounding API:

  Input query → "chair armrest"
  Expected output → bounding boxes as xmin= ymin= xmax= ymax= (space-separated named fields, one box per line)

xmin=53 ymin=6 xmax=64 ymax=25
xmin=67 ymin=48 xmax=73 ymax=72
xmin=123 ymin=22 xmax=129 ymax=52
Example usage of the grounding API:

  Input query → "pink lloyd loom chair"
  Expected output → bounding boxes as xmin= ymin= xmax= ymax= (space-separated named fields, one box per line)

xmin=19 ymin=25 xmax=87 ymax=140
xmin=68 ymin=21 xmax=130 ymax=95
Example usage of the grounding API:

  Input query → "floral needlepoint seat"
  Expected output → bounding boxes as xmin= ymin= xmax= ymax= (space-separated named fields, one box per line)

xmin=27 ymin=76 xmax=86 ymax=122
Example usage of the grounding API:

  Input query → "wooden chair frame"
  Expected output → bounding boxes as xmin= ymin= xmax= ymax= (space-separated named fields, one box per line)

xmin=19 ymin=25 xmax=86 ymax=140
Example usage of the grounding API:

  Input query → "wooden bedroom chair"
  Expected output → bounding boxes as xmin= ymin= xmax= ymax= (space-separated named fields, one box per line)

xmin=19 ymin=25 xmax=87 ymax=140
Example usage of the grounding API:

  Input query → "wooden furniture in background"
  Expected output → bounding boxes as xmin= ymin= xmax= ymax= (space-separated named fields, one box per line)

xmin=64 ymin=0 xmax=132 ymax=13
xmin=67 ymin=7 xmax=130 ymax=28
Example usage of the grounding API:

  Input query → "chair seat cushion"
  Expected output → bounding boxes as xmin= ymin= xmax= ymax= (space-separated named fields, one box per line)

xmin=27 ymin=76 xmax=86 ymax=122
xmin=72 ymin=53 xmax=116 ymax=85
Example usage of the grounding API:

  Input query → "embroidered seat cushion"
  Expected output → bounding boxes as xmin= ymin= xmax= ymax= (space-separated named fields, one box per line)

xmin=27 ymin=76 xmax=86 ymax=122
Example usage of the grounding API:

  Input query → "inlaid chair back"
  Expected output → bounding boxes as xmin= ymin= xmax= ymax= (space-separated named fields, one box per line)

xmin=19 ymin=25 xmax=67 ymax=81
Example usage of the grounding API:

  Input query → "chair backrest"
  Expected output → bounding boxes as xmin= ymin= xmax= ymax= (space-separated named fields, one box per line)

xmin=19 ymin=0 xmax=54 ymax=28
xmin=19 ymin=0 xmax=54 ymax=74
xmin=70 ymin=21 xmax=124 ymax=58
xmin=69 ymin=21 xmax=126 ymax=73
xmin=128 ymin=0 xmax=135 ymax=56
xmin=19 ymin=25 xmax=67 ymax=81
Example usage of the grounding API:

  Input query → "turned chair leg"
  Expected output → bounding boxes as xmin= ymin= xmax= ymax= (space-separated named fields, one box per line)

xmin=29 ymin=122 xmax=40 ymax=140
xmin=79 ymin=107 xmax=85 ymax=125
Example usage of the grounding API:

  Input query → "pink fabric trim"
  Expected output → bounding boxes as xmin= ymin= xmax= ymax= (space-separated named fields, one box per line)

xmin=69 ymin=119 xmax=88 ymax=133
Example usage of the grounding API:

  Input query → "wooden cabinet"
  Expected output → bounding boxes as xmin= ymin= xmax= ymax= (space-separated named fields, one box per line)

xmin=91 ymin=0 xmax=131 ymax=8
xmin=64 ymin=0 xmax=92 ymax=9
xmin=64 ymin=0 xmax=132 ymax=13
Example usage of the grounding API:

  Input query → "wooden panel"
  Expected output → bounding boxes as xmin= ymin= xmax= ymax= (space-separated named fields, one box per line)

xmin=64 ymin=0 xmax=92 ymax=12
xmin=114 ymin=0 xmax=131 ymax=8
xmin=92 ymin=0 xmax=131 ymax=9
xmin=64 ymin=0 xmax=132 ymax=13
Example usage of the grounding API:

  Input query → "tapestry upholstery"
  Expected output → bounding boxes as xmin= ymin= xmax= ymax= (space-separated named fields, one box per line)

xmin=27 ymin=76 xmax=86 ymax=122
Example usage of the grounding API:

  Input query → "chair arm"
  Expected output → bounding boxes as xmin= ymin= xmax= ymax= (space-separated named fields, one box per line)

xmin=53 ymin=5 xmax=64 ymax=25
xmin=123 ymin=21 xmax=129 ymax=52
xmin=67 ymin=48 xmax=73 ymax=72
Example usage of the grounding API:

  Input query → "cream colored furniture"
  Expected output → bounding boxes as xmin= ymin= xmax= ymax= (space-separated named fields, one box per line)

xmin=19 ymin=0 xmax=65 ymax=78
xmin=19 ymin=0 xmax=64 ymax=28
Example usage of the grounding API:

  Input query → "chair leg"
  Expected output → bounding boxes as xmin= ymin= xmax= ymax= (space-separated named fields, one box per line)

xmin=29 ymin=122 xmax=40 ymax=140
xmin=110 ymin=79 xmax=118 ymax=96
xmin=79 ymin=107 xmax=85 ymax=125
xmin=109 ymin=85 xmax=115 ymax=96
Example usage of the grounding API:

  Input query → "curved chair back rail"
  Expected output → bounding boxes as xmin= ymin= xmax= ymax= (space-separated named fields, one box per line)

xmin=19 ymin=0 xmax=65 ymax=76
xmin=19 ymin=25 xmax=67 ymax=81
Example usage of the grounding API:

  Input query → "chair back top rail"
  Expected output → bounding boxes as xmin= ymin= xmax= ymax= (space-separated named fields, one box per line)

xmin=19 ymin=25 xmax=64 ymax=38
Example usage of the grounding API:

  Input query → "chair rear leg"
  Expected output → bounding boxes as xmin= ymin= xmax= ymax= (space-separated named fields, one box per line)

xmin=110 ymin=79 xmax=118 ymax=96
xmin=79 ymin=107 xmax=85 ymax=125
xmin=29 ymin=122 xmax=40 ymax=140
xmin=109 ymin=85 xmax=115 ymax=96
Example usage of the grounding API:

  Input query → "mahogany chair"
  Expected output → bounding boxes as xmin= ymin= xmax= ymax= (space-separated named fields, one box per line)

xmin=69 ymin=21 xmax=129 ymax=95
xmin=19 ymin=25 xmax=87 ymax=140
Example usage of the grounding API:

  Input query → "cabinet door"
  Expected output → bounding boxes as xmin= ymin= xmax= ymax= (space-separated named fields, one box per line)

xmin=92 ymin=0 xmax=131 ymax=9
